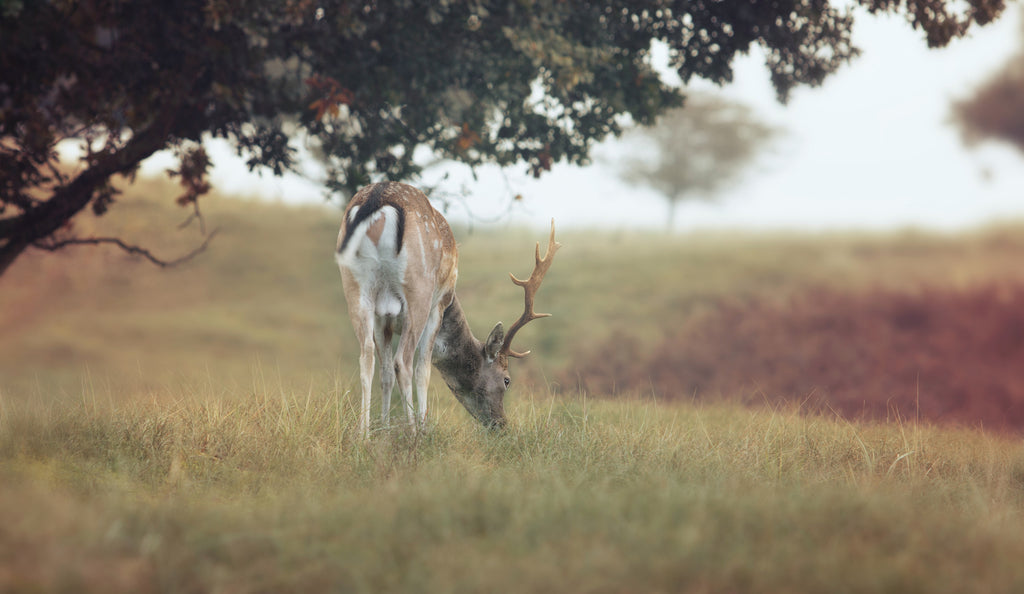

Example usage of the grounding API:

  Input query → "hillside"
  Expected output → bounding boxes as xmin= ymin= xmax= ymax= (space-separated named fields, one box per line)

xmin=4 ymin=178 xmax=1024 ymax=431
xmin=5 ymin=180 xmax=1024 ymax=592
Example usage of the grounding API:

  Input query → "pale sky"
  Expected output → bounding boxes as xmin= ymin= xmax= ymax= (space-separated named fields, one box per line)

xmin=142 ymin=5 xmax=1024 ymax=232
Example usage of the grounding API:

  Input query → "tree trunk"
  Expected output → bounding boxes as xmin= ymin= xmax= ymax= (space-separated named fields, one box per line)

xmin=665 ymin=197 xmax=678 ymax=233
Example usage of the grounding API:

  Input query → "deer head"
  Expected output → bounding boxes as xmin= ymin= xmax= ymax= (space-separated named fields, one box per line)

xmin=433 ymin=220 xmax=561 ymax=429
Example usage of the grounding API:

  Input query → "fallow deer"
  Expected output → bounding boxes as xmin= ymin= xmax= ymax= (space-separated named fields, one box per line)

xmin=335 ymin=181 xmax=560 ymax=436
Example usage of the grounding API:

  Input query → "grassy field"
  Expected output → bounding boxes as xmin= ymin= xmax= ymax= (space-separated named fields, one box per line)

xmin=5 ymin=390 xmax=1024 ymax=592
xmin=3 ymin=182 xmax=1024 ymax=592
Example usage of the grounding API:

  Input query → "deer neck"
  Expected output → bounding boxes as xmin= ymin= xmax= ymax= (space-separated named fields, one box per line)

xmin=432 ymin=295 xmax=483 ymax=392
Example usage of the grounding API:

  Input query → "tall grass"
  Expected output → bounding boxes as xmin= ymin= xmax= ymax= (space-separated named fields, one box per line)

xmin=3 ymin=386 xmax=1024 ymax=593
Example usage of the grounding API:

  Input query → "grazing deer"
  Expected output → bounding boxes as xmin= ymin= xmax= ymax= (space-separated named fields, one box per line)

xmin=335 ymin=181 xmax=560 ymax=436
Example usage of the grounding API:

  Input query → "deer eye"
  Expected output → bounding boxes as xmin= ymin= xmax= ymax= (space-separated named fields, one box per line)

xmin=503 ymin=377 xmax=511 ymax=389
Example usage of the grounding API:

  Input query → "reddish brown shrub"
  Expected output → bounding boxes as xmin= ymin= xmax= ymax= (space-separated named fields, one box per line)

xmin=565 ymin=284 xmax=1024 ymax=432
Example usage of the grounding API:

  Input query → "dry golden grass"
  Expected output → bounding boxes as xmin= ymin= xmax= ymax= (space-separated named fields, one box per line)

xmin=3 ymin=389 xmax=1024 ymax=593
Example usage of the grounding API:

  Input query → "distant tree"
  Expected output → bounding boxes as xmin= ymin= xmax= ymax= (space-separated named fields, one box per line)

xmin=0 ymin=0 xmax=1008 ymax=277
xmin=952 ymin=15 xmax=1024 ymax=155
xmin=613 ymin=94 xmax=780 ymax=229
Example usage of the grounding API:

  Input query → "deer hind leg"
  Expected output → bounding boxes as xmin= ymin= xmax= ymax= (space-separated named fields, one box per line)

xmin=349 ymin=311 xmax=376 ymax=439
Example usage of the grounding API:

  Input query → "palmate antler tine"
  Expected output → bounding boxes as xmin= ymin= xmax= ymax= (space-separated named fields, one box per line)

xmin=501 ymin=220 xmax=561 ymax=359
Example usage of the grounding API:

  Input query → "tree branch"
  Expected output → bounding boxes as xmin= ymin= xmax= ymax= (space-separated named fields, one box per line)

xmin=32 ymin=229 xmax=219 ymax=268
xmin=177 ymin=199 xmax=207 ymax=234
xmin=0 ymin=105 xmax=183 ymax=277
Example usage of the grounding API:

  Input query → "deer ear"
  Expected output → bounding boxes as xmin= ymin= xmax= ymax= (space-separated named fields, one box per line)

xmin=484 ymin=322 xmax=504 ymax=361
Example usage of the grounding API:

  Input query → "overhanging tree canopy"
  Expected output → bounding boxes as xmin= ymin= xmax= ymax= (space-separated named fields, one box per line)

xmin=0 ymin=0 xmax=1007 ymax=276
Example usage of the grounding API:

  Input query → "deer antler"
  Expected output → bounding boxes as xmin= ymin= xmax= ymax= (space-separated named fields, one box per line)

xmin=501 ymin=219 xmax=561 ymax=358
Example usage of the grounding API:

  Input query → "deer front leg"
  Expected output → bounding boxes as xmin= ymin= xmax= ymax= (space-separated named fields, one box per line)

xmin=395 ymin=305 xmax=431 ymax=431
xmin=412 ymin=304 xmax=443 ymax=427
xmin=394 ymin=333 xmax=418 ymax=430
